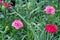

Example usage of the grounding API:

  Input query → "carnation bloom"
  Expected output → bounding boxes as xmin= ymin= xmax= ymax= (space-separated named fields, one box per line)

xmin=3 ymin=2 xmax=8 ymax=7
xmin=8 ymin=4 xmax=12 ymax=8
xmin=45 ymin=24 xmax=58 ymax=33
xmin=44 ymin=6 xmax=55 ymax=14
xmin=12 ymin=20 xmax=23 ymax=29
xmin=0 ymin=0 xmax=2 ymax=4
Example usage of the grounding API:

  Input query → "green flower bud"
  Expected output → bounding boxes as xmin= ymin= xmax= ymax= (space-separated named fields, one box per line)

xmin=1 ymin=5 xmax=6 ymax=12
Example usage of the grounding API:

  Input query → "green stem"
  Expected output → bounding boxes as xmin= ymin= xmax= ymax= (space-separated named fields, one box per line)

xmin=50 ymin=34 xmax=53 ymax=40
xmin=16 ymin=13 xmax=31 ymax=26
xmin=2 ymin=32 xmax=4 ymax=40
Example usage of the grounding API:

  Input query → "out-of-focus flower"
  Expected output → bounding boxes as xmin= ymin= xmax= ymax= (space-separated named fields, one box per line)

xmin=0 ymin=0 xmax=2 ymax=4
xmin=3 ymin=2 xmax=8 ymax=7
xmin=44 ymin=6 xmax=55 ymax=14
xmin=45 ymin=24 xmax=58 ymax=34
xmin=8 ymin=4 xmax=12 ymax=8
xmin=12 ymin=20 xmax=23 ymax=29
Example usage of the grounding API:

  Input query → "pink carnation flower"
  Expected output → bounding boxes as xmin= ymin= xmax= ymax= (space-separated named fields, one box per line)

xmin=0 ymin=0 xmax=2 ymax=4
xmin=12 ymin=20 xmax=23 ymax=29
xmin=44 ymin=6 xmax=55 ymax=14
xmin=4 ymin=2 xmax=8 ymax=7
xmin=8 ymin=4 xmax=12 ymax=8
xmin=45 ymin=24 xmax=58 ymax=34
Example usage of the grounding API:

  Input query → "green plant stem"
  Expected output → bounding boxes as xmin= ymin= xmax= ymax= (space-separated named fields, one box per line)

xmin=2 ymin=32 xmax=4 ymax=40
xmin=16 ymin=12 xmax=31 ymax=26
xmin=50 ymin=34 xmax=53 ymax=40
